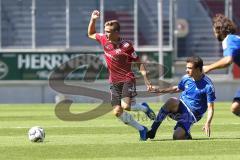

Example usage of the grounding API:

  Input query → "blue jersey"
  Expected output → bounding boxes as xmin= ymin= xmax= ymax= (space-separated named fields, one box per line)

xmin=178 ymin=74 xmax=216 ymax=116
xmin=222 ymin=34 xmax=240 ymax=67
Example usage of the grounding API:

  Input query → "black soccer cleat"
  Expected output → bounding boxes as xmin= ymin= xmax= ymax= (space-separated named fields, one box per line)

xmin=147 ymin=129 xmax=156 ymax=139
xmin=185 ymin=133 xmax=192 ymax=140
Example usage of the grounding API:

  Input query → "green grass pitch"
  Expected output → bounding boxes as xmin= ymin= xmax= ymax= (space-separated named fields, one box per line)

xmin=0 ymin=102 xmax=240 ymax=160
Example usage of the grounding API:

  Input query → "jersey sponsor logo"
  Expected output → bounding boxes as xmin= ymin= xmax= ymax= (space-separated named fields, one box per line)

xmin=104 ymin=51 xmax=113 ymax=58
xmin=104 ymin=51 xmax=117 ymax=61
xmin=104 ymin=43 xmax=114 ymax=51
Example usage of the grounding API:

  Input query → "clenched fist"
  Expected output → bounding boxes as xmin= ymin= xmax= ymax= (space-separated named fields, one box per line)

xmin=91 ymin=10 xmax=100 ymax=20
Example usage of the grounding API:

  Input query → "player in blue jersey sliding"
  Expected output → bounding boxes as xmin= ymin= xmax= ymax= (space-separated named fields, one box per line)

xmin=204 ymin=14 xmax=240 ymax=116
xmin=147 ymin=56 xmax=216 ymax=140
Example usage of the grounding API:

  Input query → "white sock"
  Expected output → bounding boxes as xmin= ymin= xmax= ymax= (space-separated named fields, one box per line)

xmin=118 ymin=112 xmax=144 ymax=131
xmin=131 ymin=103 xmax=147 ymax=112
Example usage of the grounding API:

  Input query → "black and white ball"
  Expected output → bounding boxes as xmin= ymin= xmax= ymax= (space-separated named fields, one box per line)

xmin=28 ymin=126 xmax=45 ymax=142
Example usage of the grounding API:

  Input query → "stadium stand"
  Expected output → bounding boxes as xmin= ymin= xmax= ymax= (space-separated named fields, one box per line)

xmin=69 ymin=0 xmax=100 ymax=46
xmin=177 ymin=0 xmax=221 ymax=57
xmin=232 ymin=0 xmax=240 ymax=33
xmin=35 ymin=0 xmax=66 ymax=47
xmin=201 ymin=0 xmax=225 ymax=16
xmin=1 ymin=0 xmax=32 ymax=47
xmin=137 ymin=0 xmax=170 ymax=46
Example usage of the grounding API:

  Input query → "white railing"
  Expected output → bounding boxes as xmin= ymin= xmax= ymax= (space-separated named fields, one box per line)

xmin=31 ymin=0 xmax=35 ymax=48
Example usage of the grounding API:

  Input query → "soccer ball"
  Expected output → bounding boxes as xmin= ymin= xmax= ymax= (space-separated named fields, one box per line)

xmin=28 ymin=126 xmax=45 ymax=142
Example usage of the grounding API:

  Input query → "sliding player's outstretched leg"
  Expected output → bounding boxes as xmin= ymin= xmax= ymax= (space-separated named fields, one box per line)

xmin=147 ymin=107 xmax=169 ymax=139
xmin=147 ymin=97 xmax=179 ymax=139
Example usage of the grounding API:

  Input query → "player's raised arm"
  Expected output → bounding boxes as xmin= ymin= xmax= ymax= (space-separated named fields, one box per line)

xmin=88 ymin=10 xmax=100 ymax=40
xmin=202 ymin=103 xmax=214 ymax=137
xmin=203 ymin=56 xmax=233 ymax=73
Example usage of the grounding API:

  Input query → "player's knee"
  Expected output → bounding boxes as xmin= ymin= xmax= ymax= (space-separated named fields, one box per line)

xmin=165 ymin=97 xmax=179 ymax=111
xmin=113 ymin=106 xmax=123 ymax=117
xmin=121 ymin=99 xmax=131 ymax=111
xmin=173 ymin=127 xmax=186 ymax=140
xmin=231 ymin=103 xmax=240 ymax=116
xmin=173 ymin=133 xmax=186 ymax=140
xmin=166 ymin=97 xmax=178 ymax=105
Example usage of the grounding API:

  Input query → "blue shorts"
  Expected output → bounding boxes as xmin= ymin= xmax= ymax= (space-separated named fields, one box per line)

xmin=168 ymin=101 xmax=202 ymax=136
xmin=233 ymin=88 xmax=240 ymax=101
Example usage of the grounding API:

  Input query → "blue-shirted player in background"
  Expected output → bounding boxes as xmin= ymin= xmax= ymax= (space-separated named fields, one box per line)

xmin=147 ymin=56 xmax=216 ymax=140
xmin=204 ymin=14 xmax=240 ymax=116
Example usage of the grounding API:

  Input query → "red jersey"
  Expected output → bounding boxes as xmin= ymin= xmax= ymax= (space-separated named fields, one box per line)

xmin=96 ymin=33 xmax=139 ymax=83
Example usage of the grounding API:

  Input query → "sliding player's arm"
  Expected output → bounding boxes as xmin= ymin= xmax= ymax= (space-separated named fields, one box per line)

xmin=148 ymin=85 xmax=182 ymax=94
xmin=202 ymin=84 xmax=216 ymax=137
xmin=148 ymin=75 xmax=186 ymax=94
xmin=202 ymin=102 xmax=214 ymax=137
xmin=88 ymin=10 xmax=100 ymax=40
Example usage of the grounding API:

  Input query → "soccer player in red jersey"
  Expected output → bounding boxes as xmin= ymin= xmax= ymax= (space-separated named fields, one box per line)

xmin=88 ymin=10 xmax=155 ymax=141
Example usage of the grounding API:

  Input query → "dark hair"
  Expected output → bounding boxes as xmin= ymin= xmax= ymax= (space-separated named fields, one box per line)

xmin=104 ymin=20 xmax=120 ymax=32
xmin=213 ymin=14 xmax=237 ymax=41
xmin=186 ymin=56 xmax=203 ymax=71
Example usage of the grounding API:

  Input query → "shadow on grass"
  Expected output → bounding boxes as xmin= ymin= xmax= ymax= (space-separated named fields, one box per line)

xmin=192 ymin=137 xmax=240 ymax=141
xmin=149 ymin=137 xmax=240 ymax=142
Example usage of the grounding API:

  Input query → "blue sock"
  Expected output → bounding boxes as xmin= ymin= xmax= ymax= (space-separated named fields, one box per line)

xmin=150 ymin=107 xmax=169 ymax=133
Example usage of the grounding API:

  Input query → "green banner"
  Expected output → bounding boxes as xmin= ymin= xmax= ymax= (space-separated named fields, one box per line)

xmin=0 ymin=52 xmax=171 ymax=80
